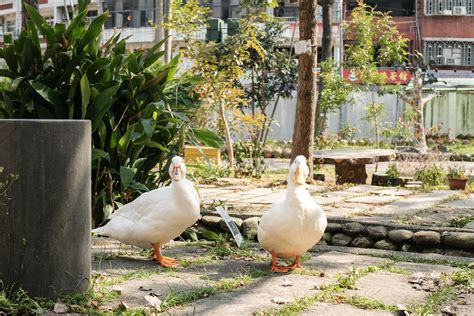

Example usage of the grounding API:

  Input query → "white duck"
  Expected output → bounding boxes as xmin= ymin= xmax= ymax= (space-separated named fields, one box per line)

xmin=258 ymin=155 xmax=327 ymax=272
xmin=92 ymin=156 xmax=200 ymax=268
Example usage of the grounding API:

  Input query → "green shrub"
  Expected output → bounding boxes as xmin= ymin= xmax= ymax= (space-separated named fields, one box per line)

xmin=0 ymin=0 xmax=222 ymax=226
xmin=386 ymin=163 xmax=400 ymax=180
xmin=233 ymin=140 xmax=266 ymax=177
xmin=415 ymin=165 xmax=446 ymax=187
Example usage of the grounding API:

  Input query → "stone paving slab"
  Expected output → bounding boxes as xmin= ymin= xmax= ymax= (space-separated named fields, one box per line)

xmin=406 ymin=208 xmax=474 ymax=228
xmin=346 ymin=195 xmax=401 ymax=205
xmin=301 ymin=302 xmax=396 ymax=315
xmin=371 ymin=188 xmax=414 ymax=196
xmin=440 ymin=293 xmax=474 ymax=316
xmin=346 ymin=271 xmax=428 ymax=306
xmin=168 ymin=273 xmax=330 ymax=315
xmin=302 ymin=251 xmax=386 ymax=275
xmin=372 ymin=191 xmax=459 ymax=216
xmin=438 ymin=194 xmax=474 ymax=209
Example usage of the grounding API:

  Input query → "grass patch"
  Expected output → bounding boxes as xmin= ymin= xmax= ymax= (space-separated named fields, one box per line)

xmin=450 ymin=215 xmax=474 ymax=228
xmin=342 ymin=295 xmax=398 ymax=311
xmin=373 ymin=254 xmax=470 ymax=268
xmin=160 ymin=269 xmax=269 ymax=311
xmin=0 ymin=287 xmax=44 ymax=315
xmin=262 ymin=262 xmax=406 ymax=315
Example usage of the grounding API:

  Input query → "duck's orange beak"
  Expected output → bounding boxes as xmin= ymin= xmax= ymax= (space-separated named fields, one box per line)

xmin=294 ymin=167 xmax=306 ymax=185
xmin=172 ymin=164 xmax=182 ymax=181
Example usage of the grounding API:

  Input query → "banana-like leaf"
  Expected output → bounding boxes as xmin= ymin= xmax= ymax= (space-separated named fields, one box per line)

xmin=25 ymin=4 xmax=54 ymax=41
xmin=78 ymin=13 xmax=107 ymax=52
xmin=89 ymin=86 xmax=119 ymax=132
xmin=120 ymin=166 xmax=137 ymax=189
xmin=92 ymin=148 xmax=110 ymax=162
xmin=30 ymin=81 xmax=62 ymax=108
xmin=191 ymin=128 xmax=224 ymax=148
xmin=80 ymin=74 xmax=91 ymax=119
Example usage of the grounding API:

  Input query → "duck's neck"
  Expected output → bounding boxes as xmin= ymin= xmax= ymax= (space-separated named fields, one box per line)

xmin=286 ymin=182 xmax=306 ymax=198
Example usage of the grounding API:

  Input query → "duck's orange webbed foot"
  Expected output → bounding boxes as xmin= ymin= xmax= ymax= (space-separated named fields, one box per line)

xmin=152 ymin=243 xmax=178 ymax=268
xmin=270 ymin=251 xmax=292 ymax=273
xmin=289 ymin=256 xmax=302 ymax=270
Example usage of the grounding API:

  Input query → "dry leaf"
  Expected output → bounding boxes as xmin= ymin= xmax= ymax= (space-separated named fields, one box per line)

xmin=118 ymin=301 xmax=129 ymax=310
xmin=282 ymin=279 xmax=293 ymax=287
xmin=53 ymin=302 xmax=68 ymax=314
xmin=271 ymin=296 xmax=290 ymax=304
xmin=145 ymin=293 xmax=162 ymax=311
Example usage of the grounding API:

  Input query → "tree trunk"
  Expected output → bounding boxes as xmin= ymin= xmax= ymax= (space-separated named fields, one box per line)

xmin=22 ymin=0 xmax=38 ymax=30
xmin=291 ymin=0 xmax=318 ymax=178
xmin=164 ymin=0 xmax=172 ymax=63
xmin=413 ymin=74 xmax=428 ymax=153
xmin=219 ymin=102 xmax=235 ymax=170
xmin=315 ymin=0 xmax=333 ymax=137
xmin=155 ymin=0 xmax=164 ymax=45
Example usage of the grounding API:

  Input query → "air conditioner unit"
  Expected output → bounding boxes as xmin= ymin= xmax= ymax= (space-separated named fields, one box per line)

xmin=446 ymin=57 xmax=455 ymax=65
xmin=452 ymin=6 xmax=467 ymax=15
xmin=442 ymin=9 xmax=452 ymax=15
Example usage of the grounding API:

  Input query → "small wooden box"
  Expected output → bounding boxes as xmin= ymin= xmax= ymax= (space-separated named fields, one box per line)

xmin=184 ymin=145 xmax=222 ymax=165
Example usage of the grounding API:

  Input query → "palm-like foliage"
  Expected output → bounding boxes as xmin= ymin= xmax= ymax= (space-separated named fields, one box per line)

xmin=0 ymin=0 xmax=222 ymax=226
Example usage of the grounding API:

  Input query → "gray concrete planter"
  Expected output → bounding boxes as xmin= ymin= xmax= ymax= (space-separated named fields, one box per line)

xmin=0 ymin=119 xmax=91 ymax=298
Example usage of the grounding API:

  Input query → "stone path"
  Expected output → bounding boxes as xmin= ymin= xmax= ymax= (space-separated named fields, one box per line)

xmin=84 ymin=238 xmax=473 ymax=315
xmin=199 ymin=183 xmax=472 ymax=228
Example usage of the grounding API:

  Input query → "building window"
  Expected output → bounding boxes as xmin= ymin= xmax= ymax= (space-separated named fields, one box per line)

xmin=103 ymin=0 xmax=155 ymax=28
xmin=425 ymin=40 xmax=474 ymax=66
xmin=425 ymin=0 xmax=472 ymax=14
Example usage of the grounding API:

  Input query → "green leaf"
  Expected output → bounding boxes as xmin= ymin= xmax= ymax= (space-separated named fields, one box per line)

xmin=140 ymin=118 xmax=154 ymax=140
xmin=80 ymin=74 xmax=91 ymax=119
xmin=128 ymin=54 xmax=139 ymax=74
xmin=191 ymin=128 xmax=224 ymax=148
xmin=129 ymin=181 xmax=149 ymax=192
xmin=25 ymin=4 xmax=54 ymax=40
xmin=120 ymin=166 xmax=137 ymax=189
xmin=78 ymin=13 xmax=107 ymax=51
xmin=92 ymin=148 xmax=110 ymax=162
xmin=30 ymin=82 xmax=62 ymax=108
xmin=89 ymin=86 xmax=119 ymax=132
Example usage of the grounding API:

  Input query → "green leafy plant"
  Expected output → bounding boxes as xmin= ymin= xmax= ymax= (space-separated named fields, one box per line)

xmin=415 ymin=165 xmax=446 ymax=187
xmin=385 ymin=163 xmax=400 ymax=180
xmin=447 ymin=165 xmax=467 ymax=179
xmin=187 ymin=159 xmax=231 ymax=183
xmin=0 ymin=0 xmax=222 ymax=226
xmin=0 ymin=284 xmax=43 ymax=315
xmin=233 ymin=140 xmax=267 ymax=178
xmin=338 ymin=123 xmax=356 ymax=142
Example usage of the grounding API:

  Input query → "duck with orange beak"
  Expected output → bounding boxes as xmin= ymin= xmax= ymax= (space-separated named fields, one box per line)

xmin=92 ymin=156 xmax=200 ymax=268
xmin=257 ymin=155 xmax=327 ymax=272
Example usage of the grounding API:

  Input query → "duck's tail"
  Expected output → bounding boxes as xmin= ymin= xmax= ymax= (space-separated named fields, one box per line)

xmin=91 ymin=226 xmax=108 ymax=236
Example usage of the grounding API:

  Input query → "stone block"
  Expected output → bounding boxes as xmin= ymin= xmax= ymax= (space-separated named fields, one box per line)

xmin=242 ymin=217 xmax=259 ymax=239
xmin=331 ymin=233 xmax=353 ymax=246
xmin=365 ymin=226 xmax=388 ymax=239
xmin=325 ymin=222 xmax=342 ymax=233
xmin=201 ymin=215 xmax=222 ymax=226
xmin=442 ymin=232 xmax=474 ymax=250
xmin=341 ymin=222 xmax=365 ymax=235
xmin=388 ymin=229 xmax=414 ymax=243
xmin=351 ymin=236 xmax=374 ymax=248
xmin=413 ymin=231 xmax=441 ymax=246
xmin=374 ymin=239 xmax=398 ymax=251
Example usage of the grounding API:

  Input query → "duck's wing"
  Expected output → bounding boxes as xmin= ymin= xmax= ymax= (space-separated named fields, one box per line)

xmin=108 ymin=186 xmax=172 ymax=221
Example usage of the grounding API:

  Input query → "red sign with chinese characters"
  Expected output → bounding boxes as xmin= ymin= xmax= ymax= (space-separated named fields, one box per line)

xmin=342 ymin=69 xmax=413 ymax=85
